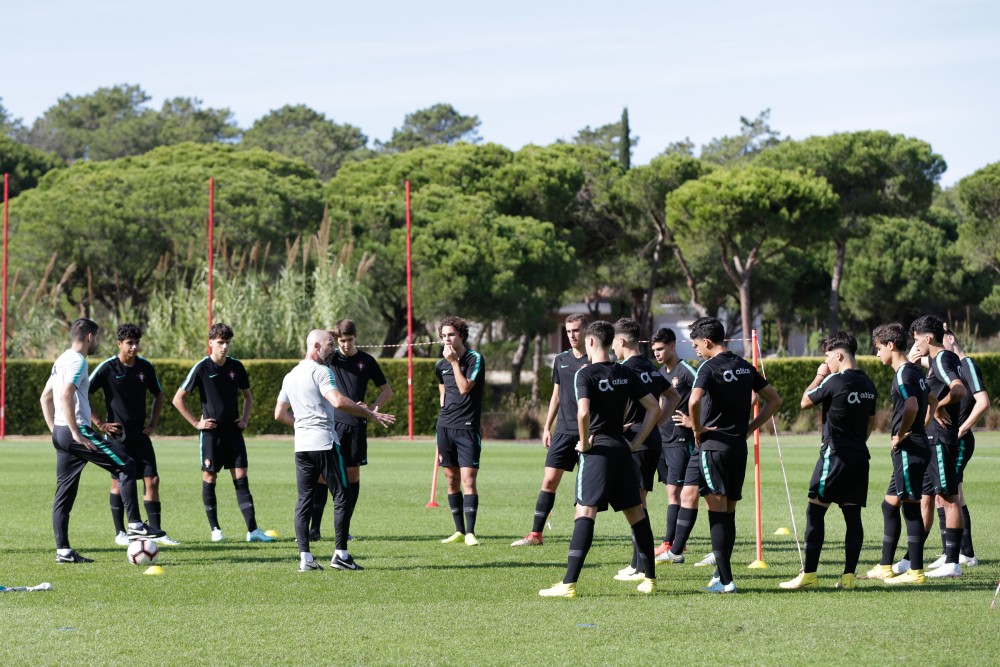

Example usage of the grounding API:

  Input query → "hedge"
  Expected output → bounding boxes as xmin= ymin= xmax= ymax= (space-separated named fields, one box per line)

xmin=6 ymin=354 xmax=997 ymax=437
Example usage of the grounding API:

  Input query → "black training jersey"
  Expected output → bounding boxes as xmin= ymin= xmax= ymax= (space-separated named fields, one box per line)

xmin=926 ymin=350 xmax=966 ymax=445
xmin=435 ymin=349 xmax=486 ymax=431
xmin=958 ymin=356 xmax=986 ymax=429
xmin=890 ymin=362 xmax=929 ymax=452
xmin=180 ymin=356 xmax=251 ymax=425
xmin=692 ymin=351 xmax=769 ymax=452
xmin=807 ymin=368 xmax=877 ymax=453
xmin=89 ymin=356 xmax=162 ymax=429
xmin=551 ymin=349 xmax=588 ymax=434
xmin=330 ymin=350 xmax=388 ymax=426
xmin=575 ymin=361 xmax=651 ymax=447
xmin=622 ymin=355 xmax=666 ymax=448
xmin=659 ymin=359 xmax=697 ymax=445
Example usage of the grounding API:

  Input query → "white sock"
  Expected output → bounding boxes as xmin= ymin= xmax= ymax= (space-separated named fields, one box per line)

xmin=335 ymin=549 xmax=349 ymax=559
xmin=128 ymin=522 xmax=143 ymax=529
xmin=57 ymin=548 xmax=72 ymax=556
xmin=300 ymin=552 xmax=313 ymax=563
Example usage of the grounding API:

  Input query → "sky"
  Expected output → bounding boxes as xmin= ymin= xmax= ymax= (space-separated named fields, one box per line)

xmin=4 ymin=0 xmax=999 ymax=185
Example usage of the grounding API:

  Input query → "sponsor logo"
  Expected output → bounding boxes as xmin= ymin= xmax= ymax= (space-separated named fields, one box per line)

xmin=848 ymin=391 xmax=876 ymax=405
xmin=919 ymin=379 xmax=926 ymax=391
xmin=115 ymin=374 xmax=126 ymax=379
xmin=640 ymin=372 xmax=652 ymax=383
xmin=441 ymin=369 xmax=451 ymax=374
xmin=723 ymin=368 xmax=751 ymax=383
xmin=560 ymin=364 xmax=570 ymax=368
xmin=598 ymin=379 xmax=613 ymax=392
xmin=208 ymin=373 xmax=219 ymax=379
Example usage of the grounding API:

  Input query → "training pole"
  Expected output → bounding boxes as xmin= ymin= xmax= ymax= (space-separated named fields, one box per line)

xmin=748 ymin=329 xmax=767 ymax=568
xmin=207 ymin=177 xmax=214 ymax=334
xmin=1 ymin=174 xmax=8 ymax=439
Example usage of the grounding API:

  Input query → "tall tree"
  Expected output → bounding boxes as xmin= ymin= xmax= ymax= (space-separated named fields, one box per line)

xmin=619 ymin=107 xmax=631 ymax=170
xmin=241 ymin=104 xmax=368 ymax=179
xmin=700 ymin=109 xmax=782 ymax=166
xmin=377 ymin=103 xmax=480 ymax=153
xmin=957 ymin=162 xmax=1000 ymax=315
xmin=757 ymin=131 xmax=946 ymax=330
xmin=666 ymin=166 xmax=840 ymax=345
xmin=573 ymin=116 xmax=638 ymax=166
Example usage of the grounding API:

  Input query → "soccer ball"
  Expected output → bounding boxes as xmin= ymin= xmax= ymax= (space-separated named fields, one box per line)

xmin=127 ymin=538 xmax=159 ymax=566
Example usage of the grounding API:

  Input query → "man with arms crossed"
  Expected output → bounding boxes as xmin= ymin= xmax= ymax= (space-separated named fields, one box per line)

xmin=309 ymin=319 xmax=393 ymax=542
xmin=436 ymin=316 xmax=486 ymax=546
xmin=173 ymin=323 xmax=274 ymax=543
xmin=40 ymin=318 xmax=163 ymax=563
xmin=275 ymin=330 xmax=395 ymax=571
xmin=512 ymin=314 xmax=588 ymax=547
xmin=780 ymin=332 xmax=876 ymax=590
xmin=686 ymin=317 xmax=781 ymax=593
xmin=89 ymin=323 xmax=179 ymax=546
xmin=539 ymin=320 xmax=661 ymax=598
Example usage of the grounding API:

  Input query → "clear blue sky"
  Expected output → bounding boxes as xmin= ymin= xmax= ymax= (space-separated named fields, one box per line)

xmin=5 ymin=0 xmax=998 ymax=184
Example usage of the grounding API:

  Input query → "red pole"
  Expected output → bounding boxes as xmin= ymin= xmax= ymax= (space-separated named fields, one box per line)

xmin=1 ymin=174 xmax=8 ymax=439
xmin=406 ymin=180 xmax=414 ymax=440
xmin=750 ymin=329 xmax=765 ymax=566
xmin=207 ymin=177 xmax=214 ymax=333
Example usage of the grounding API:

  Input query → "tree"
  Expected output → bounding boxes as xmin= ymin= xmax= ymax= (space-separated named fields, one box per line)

xmin=9 ymin=142 xmax=324 ymax=313
xmin=700 ymin=109 xmax=782 ymax=166
xmin=1 ymin=98 xmax=23 ymax=137
xmin=377 ymin=103 xmax=480 ymax=152
xmin=608 ymin=154 xmax=713 ymax=331
xmin=573 ymin=116 xmax=638 ymax=166
xmin=757 ymin=131 xmax=946 ymax=330
xmin=666 ymin=166 xmax=840 ymax=345
xmin=619 ymin=107 xmax=632 ymax=170
xmin=957 ymin=162 xmax=1000 ymax=315
xmin=241 ymin=104 xmax=368 ymax=180
xmin=0 ymin=136 xmax=64 ymax=197
xmin=21 ymin=84 xmax=238 ymax=162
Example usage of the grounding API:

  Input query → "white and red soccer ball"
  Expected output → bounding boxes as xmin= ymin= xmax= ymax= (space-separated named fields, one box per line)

xmin=127 ymin=538 xmax=159 ymax=566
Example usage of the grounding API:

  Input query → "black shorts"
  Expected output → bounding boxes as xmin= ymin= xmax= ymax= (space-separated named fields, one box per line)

xmin=658 ymin=441 xmax=694 ymax=486
xmin=436 ymin=425 xmax=481 ymax=469
xmin=955 ymin=435 xmax=975 ymax=484
xmin=698 ymin=448 xmax=748 ymax=501
xmin=886 ymin=447 xmax=929 ymax=502
xmin=545 ymin=432 xmax=579 ymax=472
xmin=807 ymin=444 xmax=870 ymax=506
xmin=108 ymin=428 xmax=157 ymax=478
xmin=922 ymin=439 xmax=960 ymax=497
xmin=200 ymin=427 xmax=248 ymax=472
xmin=335 ymin=422 xmax=368 ymax=467
xmin=632 ymin=447 xmax=660 ymax=491
xmin=574 ymin=444 xmax=642 ymax=512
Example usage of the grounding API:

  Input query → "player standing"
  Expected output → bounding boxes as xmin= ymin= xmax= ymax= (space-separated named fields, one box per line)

xmin=435 ymin=316 xmax=486 ymax=546
xmin=538 ymin=320 xmax=661 ymax=598
xmin=611 ymin=318 xmax=679 ymax=582
xmin=173 ymin=323 xmax=274 ymax=543
xmin=40 ymin=318 xmax=164 ymax=563
xmin=649 ymin=327 xmax=698 ymax=558
xmin=866 ymin=323 xmax=932 ymax=584
xmin=308 ymin=319 xmax=393 ymax=542
xmin=685 ymin=317 xmax=781 ymax=593
xmin=779 ymin=332 xmax=876 ymax=590
xmin=511 ymin=314 xmax=588 ymax=547
xmin=89 ymin=323 xmax=179 ymax=546
xmin=275 ymin=330 xmax=396 ymax=571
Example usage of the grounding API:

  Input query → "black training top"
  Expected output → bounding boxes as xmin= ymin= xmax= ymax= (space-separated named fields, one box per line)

xmin=575 ymin=360 xmax=651 ymax=448
xmin=622 ymin=355 xmax=666 ymax=449
xmin=551 ymin=349 xmax=588 ymax=435
xmin=659 ymin=359 xmax=697 ymax=445
xmin=89 ymin=356 xmax=162 ymax=429
xmin=330 ymin=350 xmax=388 ymax=426
xmin=180 ymin=356 xmax=251 ymax=426
xmin=957 ymin=356 xmax=986 ymax=430
xmin=692 ymin=351 xmax=770 ymax=452
xmin=435 ymin=349 xmax=486 ymax=431
xmin=807 ymin=368 xmax=877 ymax=454
xmin=890 ymin=362 xmax=929 ymax=452
xmin=926 ymin=350 xmax=966 ymax=446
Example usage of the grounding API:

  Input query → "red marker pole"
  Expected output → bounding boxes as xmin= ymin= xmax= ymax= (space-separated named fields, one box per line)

xmin=748 ymin=329 xmax=766 ymax=568
xmin=207 ymin=177 xmax=214 ymax=335
xmin=1 ymin=174 xmax=8 ymax=439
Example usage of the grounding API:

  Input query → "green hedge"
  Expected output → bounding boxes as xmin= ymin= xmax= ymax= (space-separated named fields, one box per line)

xmin=6 ymin=354 xmax=996 ymax=437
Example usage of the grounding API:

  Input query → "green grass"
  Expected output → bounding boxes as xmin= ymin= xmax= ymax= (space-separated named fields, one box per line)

xmin=2 ymin=433 xmax=999 ymax=665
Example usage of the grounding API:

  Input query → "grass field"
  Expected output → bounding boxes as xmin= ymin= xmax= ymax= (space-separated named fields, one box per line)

xmin=2 ymin=433 xmax=999 ymax=665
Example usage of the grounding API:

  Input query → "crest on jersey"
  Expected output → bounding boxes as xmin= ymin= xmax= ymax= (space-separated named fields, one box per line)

xmin=204 ymin=458 xmax=212 ymax=468
xmin=137 ymin=372 xmax=145 ymax=382
xmin=357 ymin=361 xmax=365 ymax=371
xmin=229 ymin=370 xmax=236 ymax=380
xmin=672 ymin=377 xmax=680 ymax=387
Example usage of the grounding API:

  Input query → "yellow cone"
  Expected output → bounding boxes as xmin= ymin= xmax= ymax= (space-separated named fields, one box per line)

xmin=144 ymin=565 xmax=165 ymax=575
xmin=748 ymin=559 xmax=769 ymax=569
xmin=774 ymin=527 xmax=792 ymax=535
xmin=264 ymin=529 xmax=279 ymax=538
